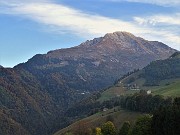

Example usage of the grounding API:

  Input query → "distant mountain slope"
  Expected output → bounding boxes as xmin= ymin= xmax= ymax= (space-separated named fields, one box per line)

xmin=99 ymin=52 xmax=180 ymax=101
xmin=0 ymin=32 xmax=176 ymax=135
xmin=122 ymin=51 xmax=180 ymax=87
xmin=140 ymin=52 xmax=180 ymax=86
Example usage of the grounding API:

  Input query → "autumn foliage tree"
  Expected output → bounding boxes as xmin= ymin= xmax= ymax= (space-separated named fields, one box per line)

xmin=101 ymin=121 xmax=116 ymax=135
xmin=95 ymin=127 xmax=102 ymax=135
xmin=72 ymin=120 xmax=92 ymax=135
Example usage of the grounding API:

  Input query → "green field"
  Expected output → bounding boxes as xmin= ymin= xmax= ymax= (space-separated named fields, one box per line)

xmin=152 ymin=81 xmax=180 ymax=97
xmin=98 ymin=83 xmax=139 ymax=102
xmin=97 ymin=78 xmax=180 ymax=102
xmin=54 ymin=108 xmax=144 ymax=135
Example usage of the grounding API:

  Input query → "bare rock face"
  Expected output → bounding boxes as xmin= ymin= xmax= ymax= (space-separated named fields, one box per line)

xmin=0 ymin=31 xmax=176 ymax=135
xmin=46 ymin=31 xmax=174 ymax=59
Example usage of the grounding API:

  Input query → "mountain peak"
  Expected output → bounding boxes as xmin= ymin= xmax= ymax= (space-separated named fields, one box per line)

xmin=102 ymin=31 xmax=138 ymax=45
xmin=46 ymin=31 xmax=176 ymax=60
xmin=80 ymin=31 xmax=132 ymax=42
xmin=104 ymin=31 xmax=135 ymax=38
xmin=80 ymin=31 xmax=136 ymax=48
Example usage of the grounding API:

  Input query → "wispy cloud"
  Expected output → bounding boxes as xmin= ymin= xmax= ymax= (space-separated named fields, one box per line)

xmin=0 ymin=0 xmax=179 ymax=50
xmin=134 ymin=13 xmax=180 ymax=26
xmin=133 ymin=13 xmax=180 ymax=49
xmin=107 ymin=0 xmax=180 ymax=7
xmin=0 ymin=1 xmax=146 ymax=36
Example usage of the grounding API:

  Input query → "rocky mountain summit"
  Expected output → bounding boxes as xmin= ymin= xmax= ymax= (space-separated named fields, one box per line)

xmin=46 ymin=31 xmax=173 ymax=60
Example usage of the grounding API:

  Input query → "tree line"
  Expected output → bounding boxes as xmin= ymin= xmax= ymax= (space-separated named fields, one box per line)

xmin=66 ymin=90 xmax=173 ymax=118
xmin=64 ymin=97 xmax=180 ymax=135
xmin=60 ymin=91 xmax=179 ymax=135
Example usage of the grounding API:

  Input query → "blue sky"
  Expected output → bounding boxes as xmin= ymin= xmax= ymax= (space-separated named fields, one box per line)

xmin=0 ymin=0 xmax=180 ymax=67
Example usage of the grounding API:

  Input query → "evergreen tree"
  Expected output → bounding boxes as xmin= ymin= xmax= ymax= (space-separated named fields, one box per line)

xmin=152 ymin=98 xmax=180 ymax=135
xmin=130 ymin=115 xmax=152 ymax=135
xmin=119 ymin=121 xmax=130 ymax=135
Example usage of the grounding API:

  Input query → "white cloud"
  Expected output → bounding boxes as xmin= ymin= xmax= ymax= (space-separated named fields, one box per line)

xmin=107 ymin=0 xmax=180 ymax=7
xmin=0 ymin=1 xmax=146 ymax=36
xmin=133 ymin=14 xmax=180 ymax=50
xmin=0 ymin=0 xmax=50 ymax=4
xmin=139 ymin=32 xmax=180 ymax=51
xmin=134 ymin=14 xmax=180 ymax=26
xmin=0 ymin=0 xmax=179 ymax=50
